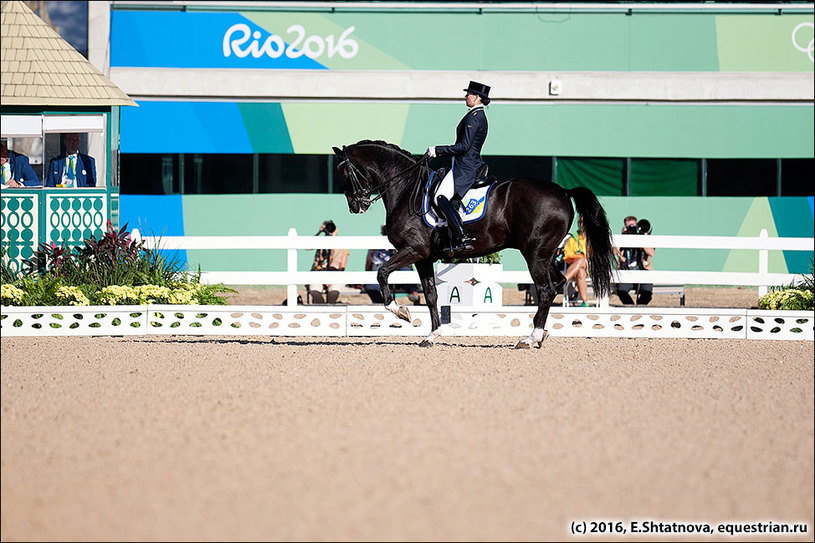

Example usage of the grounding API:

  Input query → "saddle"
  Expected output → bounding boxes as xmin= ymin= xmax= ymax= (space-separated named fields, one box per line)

xmin=421 ymin=165 xmax=498 ymax=228
xmin=427 ymin=167 xmax=446 ymax=201
xmin=427 ymin=164 xmax=497 ymax=204
xmin=428 ymin=164 xmax=498 ymax=200
xmin=472 ymin=163 xmax=498 ymax=189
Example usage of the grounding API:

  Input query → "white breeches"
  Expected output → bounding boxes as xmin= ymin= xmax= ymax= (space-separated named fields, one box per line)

xmin=433 ymin=159 xmax=456 ymax=205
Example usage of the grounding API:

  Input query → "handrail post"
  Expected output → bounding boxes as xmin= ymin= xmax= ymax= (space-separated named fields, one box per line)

xmin=287 ymin=228 xmax=298 ymax=306
xmin=758 ymin=228 xmax=768 ymax=297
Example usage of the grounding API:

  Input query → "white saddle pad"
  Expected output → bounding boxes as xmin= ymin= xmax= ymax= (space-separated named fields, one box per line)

xmin=421 ymin=176 xmax=496 ymax=228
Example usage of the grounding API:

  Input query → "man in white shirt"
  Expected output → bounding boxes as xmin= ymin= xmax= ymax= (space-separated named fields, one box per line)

xmin=46 ymin=133 xmax=96 ymax=187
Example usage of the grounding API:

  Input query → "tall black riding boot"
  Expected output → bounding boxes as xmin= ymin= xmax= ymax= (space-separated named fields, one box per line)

xmin=437 ymin=195 xmax=475 ymax=254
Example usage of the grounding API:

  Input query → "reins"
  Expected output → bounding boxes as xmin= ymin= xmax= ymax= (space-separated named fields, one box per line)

xmin=339 ymin=144 xmax=430 ymax=214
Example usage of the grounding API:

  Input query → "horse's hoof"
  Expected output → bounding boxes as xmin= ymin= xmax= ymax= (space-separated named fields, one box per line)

xmin=515 ymin=331 xmax=549 ymax=349
xmin=396 ymin=305 xmax=411 ymax=322
xmin=419 ymin=339 xmax=434 ymax=348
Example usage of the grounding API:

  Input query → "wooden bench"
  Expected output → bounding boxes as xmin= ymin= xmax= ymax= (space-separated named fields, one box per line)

xmin=306 ymin=284 xmax=419 ymax=304
xmin=652 ymin=284 xmax=686 ymax=306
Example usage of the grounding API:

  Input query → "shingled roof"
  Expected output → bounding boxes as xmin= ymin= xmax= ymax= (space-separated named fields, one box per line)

xmin=1 ymin=0 xmax=135 ymax=106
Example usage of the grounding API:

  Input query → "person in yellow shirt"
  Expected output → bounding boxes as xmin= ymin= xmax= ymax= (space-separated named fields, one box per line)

xmin=563 ymin=216 xmax=590 ymax=307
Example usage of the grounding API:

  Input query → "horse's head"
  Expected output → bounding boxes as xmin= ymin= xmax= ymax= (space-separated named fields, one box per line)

xmin=333 ymin=141 xmax=419 ymax=214
xmin=333 ymin=145 xmax=376 ymax=214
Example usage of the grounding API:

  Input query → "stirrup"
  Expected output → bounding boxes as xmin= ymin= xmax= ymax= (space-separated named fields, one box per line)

xmin=448 ymin=236 xmax=475 ymax=254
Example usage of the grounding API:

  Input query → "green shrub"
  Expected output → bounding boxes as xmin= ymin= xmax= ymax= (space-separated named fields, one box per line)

xmin=443 ymin=251 xmax=502 ymax=265
xmin=2 ymin=221 xmax=235 ymax=307
xmin=1 ymin=245 xmax=18 ymax=284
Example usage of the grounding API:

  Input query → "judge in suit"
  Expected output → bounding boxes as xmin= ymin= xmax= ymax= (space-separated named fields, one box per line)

xmin=46 ymin=133 xmax=96 ymax=187
xmin=1 ymin=140 xmax=40 ymax=187
xmin=425 ymin=81 xmax=490 ymax=254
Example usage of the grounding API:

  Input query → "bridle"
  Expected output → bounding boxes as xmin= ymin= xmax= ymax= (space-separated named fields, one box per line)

xmin=338 ymin=145 xmax=430 ymax=213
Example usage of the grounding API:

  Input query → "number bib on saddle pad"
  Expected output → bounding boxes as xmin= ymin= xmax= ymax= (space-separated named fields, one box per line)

xmin=421 ymin=171 xmax=495 ymax=228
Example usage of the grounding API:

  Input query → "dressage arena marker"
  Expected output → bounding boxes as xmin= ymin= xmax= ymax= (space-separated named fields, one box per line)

xmin=2 ymin=305 xmax=812 ymax=340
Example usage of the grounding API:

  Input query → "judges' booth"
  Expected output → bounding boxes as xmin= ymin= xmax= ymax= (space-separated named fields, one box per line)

xmin=1 ymin=113 xmax=117 ymax=274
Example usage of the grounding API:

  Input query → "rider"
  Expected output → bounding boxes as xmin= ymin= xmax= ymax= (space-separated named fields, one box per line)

xmin=425 ymin=81 xmax=490 ymax=254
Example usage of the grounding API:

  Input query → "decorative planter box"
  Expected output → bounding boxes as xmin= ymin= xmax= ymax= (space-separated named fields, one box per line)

xmin=435 ymin=263 xmax=503 ymax=309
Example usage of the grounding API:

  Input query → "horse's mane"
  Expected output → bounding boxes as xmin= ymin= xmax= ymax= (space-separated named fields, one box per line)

xmin=353 ymin=140 xmax=417 ymax=162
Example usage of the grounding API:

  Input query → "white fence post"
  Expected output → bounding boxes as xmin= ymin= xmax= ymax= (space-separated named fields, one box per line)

xmin=287 ymin=228 xmax=298 ymax=306
xmin=758 ymin=228 xmax=769 ymax=298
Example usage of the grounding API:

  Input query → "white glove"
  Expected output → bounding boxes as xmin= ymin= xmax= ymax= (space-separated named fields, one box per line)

xmin=425 ymin=146 xmax=436 ymax=158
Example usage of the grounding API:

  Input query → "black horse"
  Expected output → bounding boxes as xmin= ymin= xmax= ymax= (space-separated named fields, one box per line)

xmin=333 ymin=140 xmax=615 ymax=348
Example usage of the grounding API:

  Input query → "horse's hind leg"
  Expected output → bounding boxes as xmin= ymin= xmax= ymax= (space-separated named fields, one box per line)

xmin=516 ymin=260 xmax=563 ymax=349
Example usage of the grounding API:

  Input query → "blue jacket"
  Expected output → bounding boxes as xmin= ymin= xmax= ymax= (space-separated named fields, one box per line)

xmin=46 ymin=153 xmax=97 ymax=187
xmin=435 ymin=105 xmax=488 ymax=198
xmin=5 ymin=150 xmax=40 ymax=186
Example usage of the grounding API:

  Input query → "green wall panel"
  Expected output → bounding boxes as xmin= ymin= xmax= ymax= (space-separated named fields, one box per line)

xmin=282 ymin=103 xmax=410 ymax=154
xmin=402 ymin=104 xmax=480 ymax=155
xmin=716 ymin=14 xmax=815 ymax=71
xmin=631 ymin=14 xmax=719 ymax=71
xmin=402 ymin=103 xmax=815 ymax=159
xmin=123 ymin=101 xmax=815 ymax=159
xmin=238 ymin=103 xmax=294 ymax=153
xmin=769 ymin=197 xmax=815 ymax=273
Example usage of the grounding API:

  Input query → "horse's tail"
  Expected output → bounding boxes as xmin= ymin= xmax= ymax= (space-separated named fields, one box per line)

xmin=566 ymin=186 xmax=615 ymax=299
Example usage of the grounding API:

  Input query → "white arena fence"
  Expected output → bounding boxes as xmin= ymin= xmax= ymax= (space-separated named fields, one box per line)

xmin=1 ymin=229 xmax=811 ymax=340
xmin=1 ymin=305 xmax=812 ymax=341
xmin=129 ymin=227 xmax=813 ymax=307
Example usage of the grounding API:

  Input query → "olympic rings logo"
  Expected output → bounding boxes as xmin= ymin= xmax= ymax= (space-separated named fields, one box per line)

xmin=792 ymin=22 xmax=814 ymax=63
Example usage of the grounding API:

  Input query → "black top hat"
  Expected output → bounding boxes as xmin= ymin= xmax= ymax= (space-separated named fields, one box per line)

xmin=463 ymin=81 xmax=491 ymax=101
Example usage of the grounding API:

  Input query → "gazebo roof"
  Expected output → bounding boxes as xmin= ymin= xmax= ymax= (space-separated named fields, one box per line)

xmin=1 ymin=0 xmax=136 ymax=107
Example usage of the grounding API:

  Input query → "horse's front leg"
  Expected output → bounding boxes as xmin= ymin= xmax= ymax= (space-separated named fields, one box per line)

xmin=377 ymin=247 xmax=421 ymax=322
xmin=414 ymin=259 xmax=440 ymax=347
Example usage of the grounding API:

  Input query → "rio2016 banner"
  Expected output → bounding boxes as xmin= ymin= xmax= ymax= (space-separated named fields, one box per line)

xmin=110 ymin=9 xmax=814 ymax=71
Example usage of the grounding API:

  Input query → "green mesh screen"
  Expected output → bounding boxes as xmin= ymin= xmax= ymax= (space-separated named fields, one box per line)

xmin=630 ymin=158 xmax=698 ymax=196
xmin=557 ymin=157 xmax=624 ymax=196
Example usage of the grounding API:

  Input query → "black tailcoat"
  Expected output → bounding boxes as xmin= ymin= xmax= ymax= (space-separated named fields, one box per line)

xmin=435 ymin=106 xmax=488 ymax=198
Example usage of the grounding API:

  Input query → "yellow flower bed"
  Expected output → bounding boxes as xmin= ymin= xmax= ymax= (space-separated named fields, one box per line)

xmin=1 ymin=284 xmax=26 ymax=305
xmin=757 ymin=288 xmax=814 ymax=311
xmin=55 ymin=286 xmax=92 ymax=306
xmin=3 ymin=282 xmax=218 ymax=307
